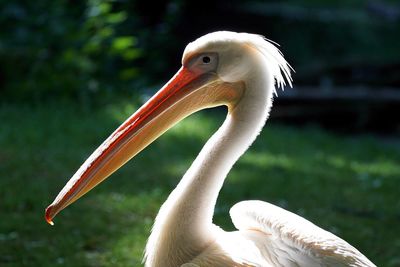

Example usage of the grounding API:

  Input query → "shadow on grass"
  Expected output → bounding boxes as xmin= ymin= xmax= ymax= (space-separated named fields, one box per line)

xmin=1 ymin=102 xmax=399 ymax=266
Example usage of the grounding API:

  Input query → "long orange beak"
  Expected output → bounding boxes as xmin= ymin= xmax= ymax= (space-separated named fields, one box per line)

xmin=45 ymin=66 xmax=244 ymax=225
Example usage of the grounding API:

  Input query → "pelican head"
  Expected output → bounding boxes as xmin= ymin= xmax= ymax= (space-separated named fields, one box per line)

xmin=45 ymin=31 xmax=291 ymax=224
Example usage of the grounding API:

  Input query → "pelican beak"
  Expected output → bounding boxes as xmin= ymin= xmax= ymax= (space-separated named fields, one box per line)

xmin=45 ymin=66 xmax=244 ymax=225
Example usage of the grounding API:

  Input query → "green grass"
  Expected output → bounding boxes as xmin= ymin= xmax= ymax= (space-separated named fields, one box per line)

xmin=1 ymin=101 xmax=399 ymax=266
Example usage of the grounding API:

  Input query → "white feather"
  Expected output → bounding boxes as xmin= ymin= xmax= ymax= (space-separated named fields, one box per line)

xmin=143 ymin=31 xmax=375 ymax=267
xmin=230 ymin=201 xmax=376 ymax=267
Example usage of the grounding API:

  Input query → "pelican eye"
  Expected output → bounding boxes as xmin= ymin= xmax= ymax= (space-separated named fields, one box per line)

xmin=202 ymin=56 xmax=211 ymax=64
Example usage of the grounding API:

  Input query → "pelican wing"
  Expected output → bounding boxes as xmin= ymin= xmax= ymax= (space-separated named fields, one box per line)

xmin=229 ymin=200 xmax=376 ymax=267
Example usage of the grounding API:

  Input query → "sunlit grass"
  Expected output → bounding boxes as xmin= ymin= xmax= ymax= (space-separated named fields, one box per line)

xmin=0 ymin=102 xmax=399 ymax=266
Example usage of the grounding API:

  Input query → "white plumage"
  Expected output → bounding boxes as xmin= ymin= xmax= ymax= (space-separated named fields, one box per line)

xmin=143 ymin=32 xmax=375 ymax=267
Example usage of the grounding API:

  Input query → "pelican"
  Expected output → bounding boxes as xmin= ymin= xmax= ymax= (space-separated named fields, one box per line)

xmin=45 ymin=31 xmax=376 ymax=267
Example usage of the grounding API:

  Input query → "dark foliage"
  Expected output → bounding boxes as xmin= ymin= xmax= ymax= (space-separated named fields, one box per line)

xmin=1 ymin=0 xmax=399 ymax=103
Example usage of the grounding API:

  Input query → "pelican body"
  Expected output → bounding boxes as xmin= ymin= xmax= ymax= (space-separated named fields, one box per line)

xmin=46 ymin=31 xmax=376 ymax=267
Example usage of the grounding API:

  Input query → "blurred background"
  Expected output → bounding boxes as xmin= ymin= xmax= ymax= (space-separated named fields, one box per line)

xmin=1 ymin=0 xmax=399 ymax=266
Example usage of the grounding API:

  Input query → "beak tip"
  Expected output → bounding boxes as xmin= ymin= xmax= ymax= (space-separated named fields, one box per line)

xmin=45 ymin=205 xmax=55 ymax=226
